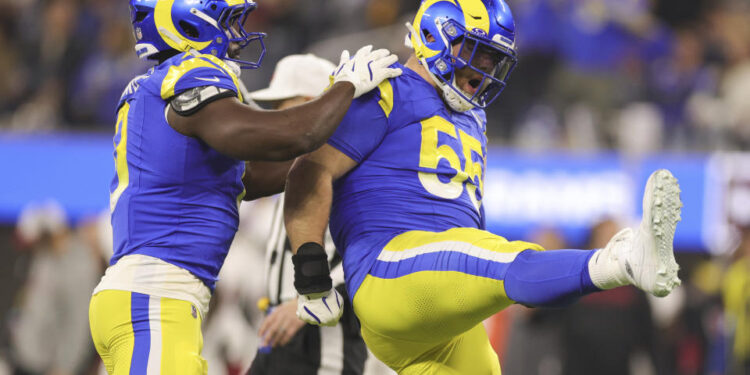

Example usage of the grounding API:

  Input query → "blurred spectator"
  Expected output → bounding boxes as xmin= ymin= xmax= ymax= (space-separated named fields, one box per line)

xmin=0 ymin=0 xmax=142 ymax=130
xmin=560 ymin=218 xmax=656 ymax=375
xmin=68 ymin=13 xmax=148 ymax=126
xmin=713 ymin=7 xmax=750 ymax=148
xmin=542 ymin=0 xmax=666 ymax=147
xmin=723 ymin=226 xmax=750 ymax=374
xmin=643 ymin=28 xmax=717 ymax=150
xmin=8 ymin=201 xmax=99 ymax=375
xmin=7 ymin=0 xmax=79 ymax=130
xmin=614 ymin=102 xmax=664 ymax=156
xmin=661 ymin=255 xmax=724 ymax=375
xmin=653 ymin=0 xmax=707 ymax=28
xmin=0 ymin=27 xmax=25 ymax=115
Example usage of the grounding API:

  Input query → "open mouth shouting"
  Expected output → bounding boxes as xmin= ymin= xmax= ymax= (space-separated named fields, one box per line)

xmin=457 ymin=69 xmax=485 ymax=96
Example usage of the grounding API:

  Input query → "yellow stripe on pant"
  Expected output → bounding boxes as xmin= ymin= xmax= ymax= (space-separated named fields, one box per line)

xmin=353 ymin=227 xmax=544 ymax=374
xmin=89 ymin=290 xmax=207 ymax=374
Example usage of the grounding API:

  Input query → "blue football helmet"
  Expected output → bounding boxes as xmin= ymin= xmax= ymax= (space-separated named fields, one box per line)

xmin=129 ymin=0 xmax=266 ymax=69
xmin=408 ymin=0 xmax=518 ymax=111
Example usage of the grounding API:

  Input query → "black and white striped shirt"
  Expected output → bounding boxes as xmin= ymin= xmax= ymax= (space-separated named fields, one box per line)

xmin=255 ymin=195 xmax=365 ymax=375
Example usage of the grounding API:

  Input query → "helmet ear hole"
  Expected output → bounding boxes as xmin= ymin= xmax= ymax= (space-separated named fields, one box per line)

xmin=422 ymin=29 xmax=436 ymax=43
xmin=178 ymin=20 xmax=200 ymax=38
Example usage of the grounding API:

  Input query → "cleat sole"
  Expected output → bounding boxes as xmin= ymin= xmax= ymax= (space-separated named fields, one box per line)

xmin=645 ymin=169 xmax=682 ymax=297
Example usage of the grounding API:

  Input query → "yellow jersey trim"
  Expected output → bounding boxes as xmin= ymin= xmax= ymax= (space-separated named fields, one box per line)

xmin=236 ymin=163 xmax=246 ymax=208
xmin=377 ymin=80 xmax=394 ymax=118
xmin=201 ymin=54 xmax=245 ymax=103
xmin=160 ymin=54 xmax=243 ymax=102
xmin=110 ymin=102 xmax=131 ymax=211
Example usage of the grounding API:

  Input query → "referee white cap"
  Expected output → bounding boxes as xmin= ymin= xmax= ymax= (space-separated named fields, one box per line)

xmin=248 ymin=54 xmax=336 ymax=101
xmin=16 ymin=200 xmax=68 ymax=244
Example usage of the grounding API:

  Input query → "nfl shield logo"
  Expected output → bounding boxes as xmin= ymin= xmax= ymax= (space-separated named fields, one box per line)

xmin=472 ymin=28 xmax=487 ymax=37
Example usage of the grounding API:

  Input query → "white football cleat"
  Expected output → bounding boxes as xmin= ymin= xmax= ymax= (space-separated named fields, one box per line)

xmin=619 ymin=169 xmax=683 ymax=297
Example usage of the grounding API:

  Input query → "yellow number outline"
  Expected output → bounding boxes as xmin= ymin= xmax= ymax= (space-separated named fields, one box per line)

xmin=417 ymin=116 xmax=485 ymax=210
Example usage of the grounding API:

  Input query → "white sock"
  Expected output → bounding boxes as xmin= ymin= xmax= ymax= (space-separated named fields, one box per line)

xmin=587 ymin=248 xmax=629 ymax=290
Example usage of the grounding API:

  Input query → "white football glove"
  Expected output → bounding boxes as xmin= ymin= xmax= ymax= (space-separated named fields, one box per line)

xmin=332 ymin=45 xmax=402 ymax=98
xmin=296 ymin=288 xmax=344 ymax=327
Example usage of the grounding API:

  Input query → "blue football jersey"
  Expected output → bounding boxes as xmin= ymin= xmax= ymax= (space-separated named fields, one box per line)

xmin=327 ymin=62 xmax=489 ymax=296
xmin=109 ymin=52 xmax=246 ymax=291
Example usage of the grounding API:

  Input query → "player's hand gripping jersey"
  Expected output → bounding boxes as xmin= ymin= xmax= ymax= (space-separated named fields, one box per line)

xmin=109 ymin=52 xmax=246 ymax=292
xmin=327 ymin=62 xmax=492 ymax=297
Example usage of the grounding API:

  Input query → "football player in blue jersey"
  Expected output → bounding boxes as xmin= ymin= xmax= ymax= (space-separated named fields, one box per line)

xmin=283 ymin=0 xmax=683 ymax=373
xmin=87 ymin=1 xmax=401 ymax=374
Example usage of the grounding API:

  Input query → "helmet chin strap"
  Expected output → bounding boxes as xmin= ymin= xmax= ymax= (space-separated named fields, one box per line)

xmin=443 ymin=78 xmax=475 ymax=112
xmin=223 ymin=60 xmax=242 ymax=77
xmin=405 ymin=22 xmax=475 ymax=113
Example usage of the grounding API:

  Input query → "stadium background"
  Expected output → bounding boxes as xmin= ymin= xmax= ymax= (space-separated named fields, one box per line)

xmin=0 ymin=0 xmax=749 ymax=374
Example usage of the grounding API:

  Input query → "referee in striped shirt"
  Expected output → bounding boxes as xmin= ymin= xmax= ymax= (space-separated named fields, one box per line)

xmin=246 ymin=54 xmax=368 ymax=375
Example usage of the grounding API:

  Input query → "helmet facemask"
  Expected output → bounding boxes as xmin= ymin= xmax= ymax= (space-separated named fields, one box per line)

xmin=217 ymin=4 xmax=266 ymax=69
xmin=431 ymin=19 xmax=517 ymax=111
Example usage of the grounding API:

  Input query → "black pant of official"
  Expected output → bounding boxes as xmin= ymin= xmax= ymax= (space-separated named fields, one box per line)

xmin=248 ymin=286 xmax=367 ymax=375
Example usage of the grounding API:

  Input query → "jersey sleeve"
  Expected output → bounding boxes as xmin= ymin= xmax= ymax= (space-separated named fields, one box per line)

xmin=160 ymin=55 xmax=242 ymax=101
xmin=326 ymin=84 xmax=391 ymax=163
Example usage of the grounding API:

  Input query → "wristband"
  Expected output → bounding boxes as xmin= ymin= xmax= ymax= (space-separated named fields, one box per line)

xmin=292 ymin=242 xmax=332 ymax=295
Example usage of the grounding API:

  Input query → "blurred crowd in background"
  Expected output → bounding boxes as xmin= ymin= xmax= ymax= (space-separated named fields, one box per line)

xmin=2 ymin=0 xmax=750 ymax=151
xmin=0 ymin=0 xmax=749 ymax=374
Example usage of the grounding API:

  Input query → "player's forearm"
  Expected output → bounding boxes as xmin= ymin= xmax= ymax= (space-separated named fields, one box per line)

xmin=242 ymin=160 xmax=294 ymax=200
xmin=220 ymin=82 xmax=355 ymax=160
xmin=276 ymin=81 xmax=356 ymax=154
xmin=170 ymin=82 xmax=355 ymax=161
xmin=284 ymin=157 xmax=333 ymax=252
